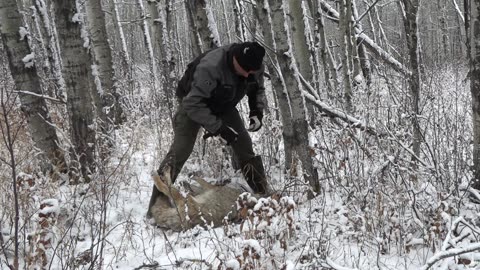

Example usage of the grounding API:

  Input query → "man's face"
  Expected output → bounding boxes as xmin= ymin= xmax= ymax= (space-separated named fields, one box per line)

xmin=233 ymin=56 xmax=258 ymax=78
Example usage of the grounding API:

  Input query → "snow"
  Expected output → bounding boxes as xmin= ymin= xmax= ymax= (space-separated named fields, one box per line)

xmin=225 ymin=259 xmax=240 ymax=269
xmin=39 ymin=199 xmax=59 ymax=216
xmin=19 ymin=27 xmax=29 ymax=40
xmin=22 ymin=52 xmax=35 ymax=68
xmin=205 ymin=2 xmax=221 ymax=47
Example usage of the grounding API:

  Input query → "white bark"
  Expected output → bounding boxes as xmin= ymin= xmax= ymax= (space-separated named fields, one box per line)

xmin=34 ymin=0 xmax=65 ymax=98
xmin=234 ymin=0 xmax=247 ymax=41
xmin=255 ymin=0 xmax=295 ymax=166
xmin=185 ymin=0 xmax=220 ymax=52
xmin=137 ymin=0 xmax=157 ymax=86
xmin=289 ymin=0 xmax=313 ymax=83
xmin=151 ymin=0 xmax=176 ymax=118
xmin=108 ymin=0 xmax=129 ymax=66
xmin=268 ymin=0 xmax=320 ymax=194
xmin=85 ymin=0 xmax=123 ymax=126
xmin=352 ymin=0 xmax=372 ymax=85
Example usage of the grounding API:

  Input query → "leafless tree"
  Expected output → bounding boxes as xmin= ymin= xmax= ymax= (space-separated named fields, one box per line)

xmin=0 ymin=0 xmax=66 ymax=174
xmin=52 ymin=0 xmax=97 ymax=181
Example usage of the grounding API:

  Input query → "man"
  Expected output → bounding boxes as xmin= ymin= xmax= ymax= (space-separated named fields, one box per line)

xmin=147 ymin=42 xmax=269 ymax=217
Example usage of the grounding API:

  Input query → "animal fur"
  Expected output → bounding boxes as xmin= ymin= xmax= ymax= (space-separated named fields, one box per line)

xmin=151 ymin=166 xmax=255 ymax=231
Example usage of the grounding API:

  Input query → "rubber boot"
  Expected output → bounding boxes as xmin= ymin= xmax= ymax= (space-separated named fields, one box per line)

xmin=241 ymin=155 xmax=269 ymax=194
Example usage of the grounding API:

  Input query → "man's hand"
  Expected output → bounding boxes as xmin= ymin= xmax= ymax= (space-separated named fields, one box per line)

xmin=203 ymin=124 xmax=238 ymax=145
xmin=247 ymin=112 xmax=263 ymax=132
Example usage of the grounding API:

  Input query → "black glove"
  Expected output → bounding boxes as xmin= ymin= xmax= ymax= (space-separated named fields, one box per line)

xmin=203 ymin=124 xmax=239 ymax=145
xmin=247 ymin=111 xmax=263 ymax=132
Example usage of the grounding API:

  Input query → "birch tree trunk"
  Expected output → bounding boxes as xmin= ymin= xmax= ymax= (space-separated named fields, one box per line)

xmin=401 ymin=0 xmax=422 ymax=160
xmin=468 ymin=0 xmax=480 ymax=189
xmin=34 ymin=0 xmax=65 ymax=99
xmin=86 ymin=0 xmax=124 ymax=126
xmin=267 ymin=0 xmax=320 ymax=195
xmin=185 ymin=0 xmax=220 ymax=53
xmin=221 ymin=0 xmax=233 ymax=43
xmin=107 ymin=0 xmax=129 ymax=70
xmin=255 ymin=0 xmax=296 ymax=169
xmin=234 ymin=0 xmax=247 ymax=41
xmin=288 ymin=0 xmax=317 ymax=123
xmin=149 ymin=0 xmax=176 ymax=118
xmin=137 ymin=0 xmax=157 ymax=86
xmin=53 ymin=0 xmax=97 ymax=182
xmin=289 ymin=0 xmax=314 ymax=85
xmin=0 ymin=0 xmax=66 ymax=174
xmin=352 ymin=0 xmax=372 ymax=86
xmin=308 ymin=0 xmax=338 ymax=93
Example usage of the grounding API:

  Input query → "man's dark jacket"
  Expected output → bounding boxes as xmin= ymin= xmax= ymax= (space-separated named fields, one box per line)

xmin=180 ymin=44 xmax=266 ymax=133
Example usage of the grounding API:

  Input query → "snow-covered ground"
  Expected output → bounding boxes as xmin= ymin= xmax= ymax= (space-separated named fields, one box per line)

xmin=11 ymin=115 xmax=472 ymax=270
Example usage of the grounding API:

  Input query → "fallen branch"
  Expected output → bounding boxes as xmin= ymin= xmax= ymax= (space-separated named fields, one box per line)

xmin=302 ymin=90 xmax=381 ymax=136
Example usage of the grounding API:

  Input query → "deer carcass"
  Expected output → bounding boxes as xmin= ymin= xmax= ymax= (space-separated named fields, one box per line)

xmin=150 ymin=166 xmax=257 ymax=231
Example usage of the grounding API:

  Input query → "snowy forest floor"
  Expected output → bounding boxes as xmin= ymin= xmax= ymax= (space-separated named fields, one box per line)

xmin=30 ymin=117 xmax=480 ymax=270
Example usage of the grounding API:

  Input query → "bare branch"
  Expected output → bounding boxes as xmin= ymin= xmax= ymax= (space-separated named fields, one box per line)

xmin=13 ymin=91 xmax=66 ymax=104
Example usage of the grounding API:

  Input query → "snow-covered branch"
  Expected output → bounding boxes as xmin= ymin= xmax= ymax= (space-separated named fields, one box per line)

xmin=301 ymin=89 xmax=380 ymax=136
xmin=420 ymin=242 xmax=480 ymax=270
xmin=318 ymin=0 xmax=411 ymax=76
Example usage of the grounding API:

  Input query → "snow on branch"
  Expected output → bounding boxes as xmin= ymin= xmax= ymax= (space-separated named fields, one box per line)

xmin=420 ymin=242 xmax=480 ymax=270
xmin=299 ymin=78 xmax=380 ymax=136
xmin=318 ymin=0 xmax=411 ymax=76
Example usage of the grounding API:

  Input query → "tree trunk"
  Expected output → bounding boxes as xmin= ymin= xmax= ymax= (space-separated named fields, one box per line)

xmin=255 ymin=0 xmax=296 ymax=170
xmin=185 ymin=0 xmax=220 ymax=52
xmin=34 ymin=0 xmax=65 ymax=99
xmin=339 ymin=0 xmax=354 ymax=113
xmin=319 ymin=0 xmax=411 ymax=76
xmin=0 ymin=0 xmax=66 ymax=174
xmin=267 ymin=0 xmax=320 ymax=195
xmin=137 ymin=0 xmax=157 ymax=87
xmin=352 ymin=0 xmax=372 ymax=86
xmin=53 ymin=0 xmax=97 ymax=182
xmin=469 ymin=0 xmax=480 ymax=189
xmin=150 ymin=0 xmax=176 ymax=119
xmin=401 ymin=0 xmax=422 ymax=160
xmin=288 ymin=0 xmax=317 ymax=124
xmin=234 ymin=0 xmax=247 ymax=41
xmin=309 ymin=0 xmax=338 ymax=94
xmin=107 ymin=0 xmax=129 ymax=69
xmin=86 ymin=0 xmax=124 ymax=126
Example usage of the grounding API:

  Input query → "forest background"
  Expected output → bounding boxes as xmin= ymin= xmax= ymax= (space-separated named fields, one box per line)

xmin=1 ymin=0 xmax=479 ymax=269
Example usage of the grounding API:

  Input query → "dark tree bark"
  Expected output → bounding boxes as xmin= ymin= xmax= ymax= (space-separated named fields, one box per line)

xmin=0 ymin=0 xmax=66 ymax=174
xmin=53 ymin=0 xmax=97 ymax=181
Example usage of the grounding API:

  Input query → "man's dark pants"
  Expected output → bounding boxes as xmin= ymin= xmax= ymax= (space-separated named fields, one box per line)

xmin=147 ymin=104 xmax=261 ymax=216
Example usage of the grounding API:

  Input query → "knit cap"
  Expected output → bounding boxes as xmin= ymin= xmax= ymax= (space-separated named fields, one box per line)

xmin=233 ymin=42 xmax=265 ymax=71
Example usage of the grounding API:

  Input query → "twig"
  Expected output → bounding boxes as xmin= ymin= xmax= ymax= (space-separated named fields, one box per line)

xmin=13 ymin=90 xmax=66 ymax=104
xmin=357 ymin=0 xmax=382 ymax=23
